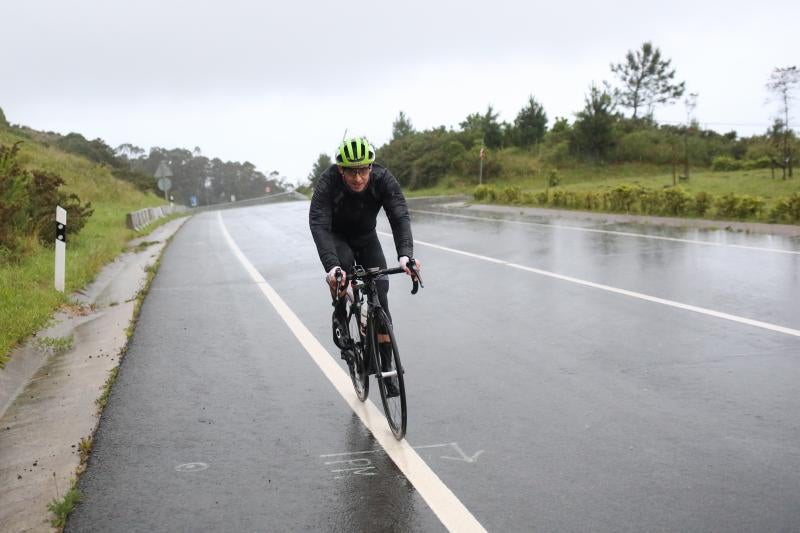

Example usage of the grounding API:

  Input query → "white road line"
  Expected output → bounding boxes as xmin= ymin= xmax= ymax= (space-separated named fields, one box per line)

xmin=410 ymin=208 xmax=800 ymax=255
xmin=378 ymin=231 xmax=800 ymax=339
xmin=218 ymin=213 xmax=486 ymax=533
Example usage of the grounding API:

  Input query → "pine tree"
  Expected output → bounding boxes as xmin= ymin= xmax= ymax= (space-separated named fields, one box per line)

xmin=513 ymin=96 xmax=548 ymax=148
xmin=610 ymin=42 xmax=685 ymax=119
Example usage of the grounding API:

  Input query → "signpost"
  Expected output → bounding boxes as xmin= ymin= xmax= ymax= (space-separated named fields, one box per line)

xmin=154 ymin=161 xmax=173 ymax=201
xmin=479 ymin=146 xmax=485 ymax=185
xmin=55 ymin=206 xmax=66 ymax=292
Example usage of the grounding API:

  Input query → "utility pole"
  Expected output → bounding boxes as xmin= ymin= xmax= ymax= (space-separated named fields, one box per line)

xmin=683 ymin=93 xmax=698 ymax=181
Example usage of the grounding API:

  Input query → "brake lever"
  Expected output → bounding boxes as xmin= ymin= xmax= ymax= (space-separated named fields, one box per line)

xmin=408 ymin=260 xmax=424 ymax=295
xmin=331 ymin=268 xmax=345 ymax=305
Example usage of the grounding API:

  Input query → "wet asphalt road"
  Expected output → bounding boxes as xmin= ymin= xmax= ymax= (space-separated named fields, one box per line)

xmin=69 ymin=200 xmax=800 ymax=532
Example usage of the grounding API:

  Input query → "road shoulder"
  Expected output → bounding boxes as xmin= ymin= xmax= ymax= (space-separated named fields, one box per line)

xmin=0 ymin=217 xmax=187 ymax=532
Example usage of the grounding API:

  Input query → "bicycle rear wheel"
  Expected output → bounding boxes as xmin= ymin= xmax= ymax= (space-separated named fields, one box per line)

xmin=347 ymin=306 xmax=369 ymax=401
xmin=371 ymin=309 xmax=406 ymax=439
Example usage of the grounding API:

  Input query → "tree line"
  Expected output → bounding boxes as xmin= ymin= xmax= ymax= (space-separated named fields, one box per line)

xmin=114 ymin=143 xmax=285 ymax=206
xmin=305 ymin=42 xmax=799 ymax=189
xmin=1 ymin=122 xmax=285 ymax=207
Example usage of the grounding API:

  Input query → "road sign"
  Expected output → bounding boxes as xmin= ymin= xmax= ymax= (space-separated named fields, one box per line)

xmin=157 ymin=177 xmax=172 ymax=192
xmin=154 ymin=161 xmax=173 ymax=179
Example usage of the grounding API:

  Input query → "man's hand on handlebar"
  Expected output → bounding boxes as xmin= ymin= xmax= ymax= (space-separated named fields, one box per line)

xmin=399 ymin=256 xmax=424 ymax=294
xmin=326 ymin=266 xmax=347 ymax=297
xmin=399 ymin=256 xmax=422 ymax=278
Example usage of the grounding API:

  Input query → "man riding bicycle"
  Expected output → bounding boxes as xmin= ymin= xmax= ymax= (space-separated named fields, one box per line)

xmin=309 ymin=137 xmax=421 ymax=396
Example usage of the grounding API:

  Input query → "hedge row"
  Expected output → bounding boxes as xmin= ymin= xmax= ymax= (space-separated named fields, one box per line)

xmin=473 ymin=184 xmax=800 ymax=223
xmin=711 ymin=156 xmax=773 ymax=171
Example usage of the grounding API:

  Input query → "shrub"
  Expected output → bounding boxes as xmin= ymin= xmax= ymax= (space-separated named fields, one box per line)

xmin=28 ymin=170 xmax=94 ymax=243
xmin=0 ymin=142 xmax=32 ymax=250
xmin=639 ymin=189 xmax=662 ymax=215
xmin=550 ymin=188 xmax=569 ymax=207
xmin=741 ymin=156 xmax=772 ymax=170
xmin=498 ymin=186 xmax=522 ymax=203
xmin=614 ymin=129 xmax=674 ymax=165
xmin=473 ymin=184 xmax=493 ymax=201
xmin=714 ymin=193 xmax=740 ymax=218
xmin=711 ymin=156 xmax=742 ymax=171
xmin=0 ymin=142 xmax=93 ymax=256
xmin=735 ymin=195 xmax=765 ymax=219
xmin=661 ymin=186 xmax=692 ymax=216
xmin=693 ymin=191 xmax=713 ymax=216
xmin=545 ymin=168 xmax=560 ymax=187
xmin=582 ymin=191 xmax=601 ymax=210
xmin=412 ymin=151 xmax=451 ymax=189
xmin=606 ymin=184 xmax=642 ymax=213
xmin=714 ymin=193 xmax=764 ymax=220
xmin=540 ymin=140 xmax=570 ymax=164
xmin=768 ymin=193 xmax=800 ymax=223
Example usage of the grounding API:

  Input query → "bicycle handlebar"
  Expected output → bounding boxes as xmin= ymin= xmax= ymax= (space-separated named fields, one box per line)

xmin=349 ymin=259 xmax=424 ymax=295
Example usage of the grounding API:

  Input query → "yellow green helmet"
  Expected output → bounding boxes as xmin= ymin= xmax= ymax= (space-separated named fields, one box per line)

xmin=336 ymin=137 xmax=375 ymax=167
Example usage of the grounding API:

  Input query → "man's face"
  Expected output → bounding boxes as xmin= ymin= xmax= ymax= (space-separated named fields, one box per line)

xmin=339 ymin=165 xmax=372 ymax=193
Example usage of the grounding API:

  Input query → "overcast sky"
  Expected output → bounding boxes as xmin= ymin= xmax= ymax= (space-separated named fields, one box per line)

xmin=2 ymin=0 xmax=797 ymax=184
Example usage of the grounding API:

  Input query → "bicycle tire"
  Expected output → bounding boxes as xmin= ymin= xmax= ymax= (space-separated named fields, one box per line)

xmin=347 ymin=305 xmax=369 ymax=401
xmin=370 ymin=309 xmax=407 ymax=439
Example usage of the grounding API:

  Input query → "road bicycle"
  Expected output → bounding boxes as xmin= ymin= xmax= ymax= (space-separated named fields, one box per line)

xmin=331 ymin=260 xmax=423 ymax=440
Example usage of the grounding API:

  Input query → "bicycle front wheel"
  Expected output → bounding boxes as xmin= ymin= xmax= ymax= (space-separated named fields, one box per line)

xmin=347 ymin=306 xmax=369 ymax=401
xmin=371 ymin=309 xmax=406 ymax=439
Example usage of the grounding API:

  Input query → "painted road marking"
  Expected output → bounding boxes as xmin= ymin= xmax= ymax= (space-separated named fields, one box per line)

xmin=378 ymin=231 xmax=800 ymax=339
xmin=320 ymin=443 xmax=483 ymax=479
xmin=410 ymin=208 xmax=800 ymax=255
xmin=218 ymin=213 xmax=486 ymax=533
xmin=324 ymin=457 xmax=377 ymax=478
xmin=321 ymin=442 xmax=484 ymax=464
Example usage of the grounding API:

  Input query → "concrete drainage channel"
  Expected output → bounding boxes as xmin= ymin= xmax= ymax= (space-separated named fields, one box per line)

xmin=0 ymin=217 xmax=188 ymax=532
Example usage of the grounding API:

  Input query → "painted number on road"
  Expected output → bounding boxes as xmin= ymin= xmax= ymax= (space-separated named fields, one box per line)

xmin=324 ymin=457 xmax=377 ymax=479
xmin=320 ymin=442 xmax=483 ymax=479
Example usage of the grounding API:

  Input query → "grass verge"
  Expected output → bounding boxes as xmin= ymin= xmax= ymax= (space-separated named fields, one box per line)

xmin=34 ymin=335 xmax=75 ymax=354
xmin=47 ymin=481 xmax=82 ymax=530
xmin=407 ymin=163 xmax=800 ymax=225
xmin=0 ymin=127 xmax=175 ymax=367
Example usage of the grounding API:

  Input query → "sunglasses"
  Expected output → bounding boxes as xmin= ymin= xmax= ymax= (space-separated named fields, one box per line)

xmin=343 ymin=165 xmax=372 ymax=177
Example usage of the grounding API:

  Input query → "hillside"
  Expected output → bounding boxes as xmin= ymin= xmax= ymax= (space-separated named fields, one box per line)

xmin=0 ymin=126 xmax=168 ymax=365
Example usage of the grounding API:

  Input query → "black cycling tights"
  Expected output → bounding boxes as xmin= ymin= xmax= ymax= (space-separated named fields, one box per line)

xmin=332 ymin=230 xmax=391 ymax=325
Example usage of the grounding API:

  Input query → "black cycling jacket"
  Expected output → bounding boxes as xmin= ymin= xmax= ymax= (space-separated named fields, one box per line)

xmin=309 ymin=164 xmax=413 ymax=272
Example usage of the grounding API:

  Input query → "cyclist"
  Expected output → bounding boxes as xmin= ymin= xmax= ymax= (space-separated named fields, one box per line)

xmin=309 ymin=137 xmax=421 ymax=396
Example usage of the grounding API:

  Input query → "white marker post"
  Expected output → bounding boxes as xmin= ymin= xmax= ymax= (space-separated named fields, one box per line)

xmin=55 ymin=206 xmax=67 ymax=292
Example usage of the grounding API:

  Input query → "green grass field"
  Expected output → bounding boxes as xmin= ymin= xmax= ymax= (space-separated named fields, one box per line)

xmin=407 ymin=154 xmax=800 ymax=213
xmin=0 ymin=128 xmax=168 ymax=366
